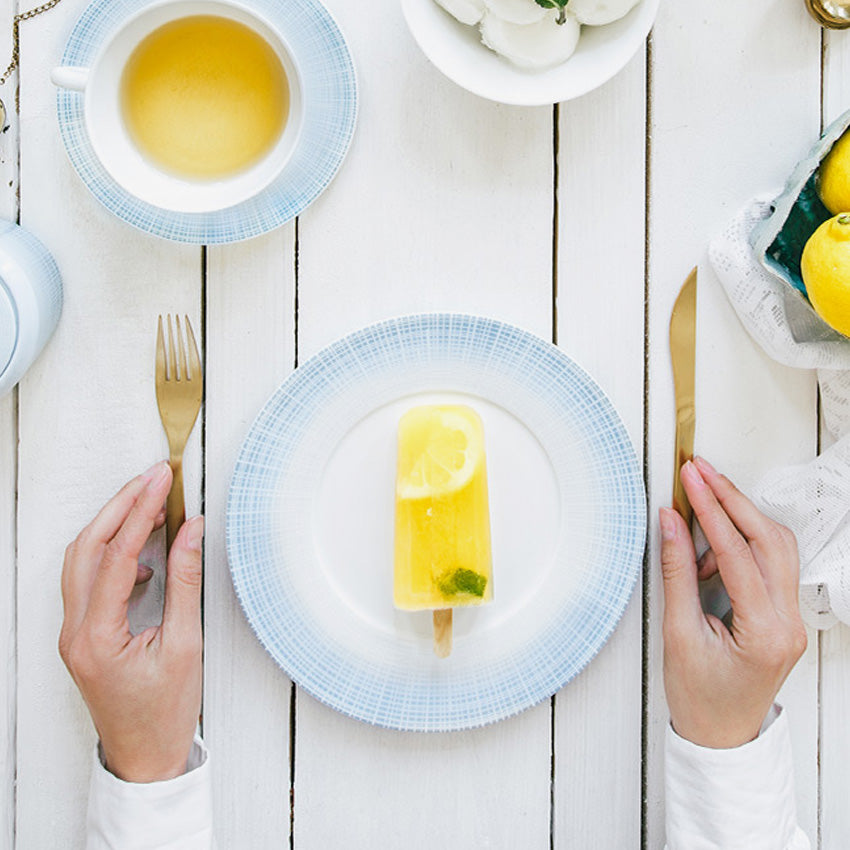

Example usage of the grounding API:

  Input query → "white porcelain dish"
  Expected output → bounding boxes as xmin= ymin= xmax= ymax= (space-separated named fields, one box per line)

xmin=227 ymin=314 xmax=646 ymax=731
xmin=401 ymin=0 xmax=660 ymax=105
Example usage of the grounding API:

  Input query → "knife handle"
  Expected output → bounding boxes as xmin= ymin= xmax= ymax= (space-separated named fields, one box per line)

xmin=672 ymin=448 xmax=693 ymax=530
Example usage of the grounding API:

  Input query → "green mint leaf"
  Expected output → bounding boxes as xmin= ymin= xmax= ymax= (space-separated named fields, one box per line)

xmin=535 ymin=0 xmax=570 ymax=22
xmin=439 ymin=568 xmax=488 ymax=598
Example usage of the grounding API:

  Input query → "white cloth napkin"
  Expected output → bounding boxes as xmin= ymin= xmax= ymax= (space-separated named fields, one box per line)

xmin=709 ymin=200 xmax=850 ymax=628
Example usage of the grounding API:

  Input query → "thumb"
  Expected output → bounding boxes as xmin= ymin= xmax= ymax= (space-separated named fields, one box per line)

xmin=162 ymin=516 xmax=204 ymax=646
xmin=659 ymin=508 xmax=703 ymax=635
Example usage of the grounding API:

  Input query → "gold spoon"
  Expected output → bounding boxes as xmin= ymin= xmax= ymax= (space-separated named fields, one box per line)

xmin=806 ymin=0 xmax=850 ymax=28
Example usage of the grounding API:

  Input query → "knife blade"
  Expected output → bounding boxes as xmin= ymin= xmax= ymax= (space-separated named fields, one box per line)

xmin=670 ymin=267 xmax=697 ymax=527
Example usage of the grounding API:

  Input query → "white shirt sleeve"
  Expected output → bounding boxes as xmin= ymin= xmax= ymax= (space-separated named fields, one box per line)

xmin=86 ymin=736 xmax=215 ymax=850
xmin=665 ymin=705 xmax=810 ymax=850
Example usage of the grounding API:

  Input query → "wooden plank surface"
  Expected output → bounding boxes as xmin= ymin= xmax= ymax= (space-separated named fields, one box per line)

xmin=294 ymin=7 xmax=553 ymax=346
xmin=292 ymin=1 xmax=555 ymax=847
xmin=15 ymin=3 xmax=201 ymax=844
xmin=3 ymin=0 xmax=846 ymax=844
xmin=0 ymin=0 xmax=18 ymax=841
xmin=553 ymin=49 xmax=646 ymax=848
xmin=645 ymin=1 xmax=822 ymax=844
xmin=0 ymin=390 xmax=14 ymax=850
xmin=819 ymin=29 xmax=850 ymax=850
xmin=204 ymin=233 xmax=297 ymax=847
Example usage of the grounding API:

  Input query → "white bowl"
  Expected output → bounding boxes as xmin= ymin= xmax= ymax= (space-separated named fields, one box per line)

xmin=400 ymin=0 xmax=660 ymax=105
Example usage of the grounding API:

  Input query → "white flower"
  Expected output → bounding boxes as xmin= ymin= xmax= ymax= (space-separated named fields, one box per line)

xmin=480 ymin=9 xmax=581 ymax=70
xmin=568 ymin=0 xmax=640 ymax=26
xmin=434 ymin=0 xmax=486 ymax=26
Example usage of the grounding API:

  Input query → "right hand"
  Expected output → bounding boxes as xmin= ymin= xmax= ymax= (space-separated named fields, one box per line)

xmin=59 ymin=461 xmax=205 ymax=782
xmin=659 ymin=456 xmax=807 ymax=749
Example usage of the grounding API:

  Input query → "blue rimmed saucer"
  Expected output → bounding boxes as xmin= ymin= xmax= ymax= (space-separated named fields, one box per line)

xmin=55 ymin=0 xmax=357 ymax=243
xmin=226 ymin=314 xmax=646 ymax=732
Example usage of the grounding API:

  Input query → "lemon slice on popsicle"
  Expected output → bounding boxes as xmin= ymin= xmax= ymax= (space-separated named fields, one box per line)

xmin=396 ymin=406 xmax=481 ymax=500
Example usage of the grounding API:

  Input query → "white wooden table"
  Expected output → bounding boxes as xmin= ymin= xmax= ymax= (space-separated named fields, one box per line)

xmin=1 ymin=0 xmax=848 ymax=846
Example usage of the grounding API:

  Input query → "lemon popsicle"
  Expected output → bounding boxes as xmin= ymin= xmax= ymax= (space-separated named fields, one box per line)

xmin=394 ymin=405 xmax=493 ymax=655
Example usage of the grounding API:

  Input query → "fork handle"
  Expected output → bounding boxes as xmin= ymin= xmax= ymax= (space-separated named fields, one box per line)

xmin=166 ymin=457 xmax=186 ymax=552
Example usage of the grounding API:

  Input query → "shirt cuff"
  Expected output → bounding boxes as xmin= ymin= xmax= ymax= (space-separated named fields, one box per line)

xmin=86 ymin=736 xmax=214 ymax=850
xmin=665 ymin=706 xmax=809 ymax=850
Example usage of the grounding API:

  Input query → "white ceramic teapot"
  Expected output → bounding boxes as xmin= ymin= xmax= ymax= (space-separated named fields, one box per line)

xmin=0 ymin=221 xmax=63 ymax=398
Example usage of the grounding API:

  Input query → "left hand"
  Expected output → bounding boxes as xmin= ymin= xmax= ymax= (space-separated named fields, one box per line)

xmin=59 ymin=462 xmax=205 ymax=783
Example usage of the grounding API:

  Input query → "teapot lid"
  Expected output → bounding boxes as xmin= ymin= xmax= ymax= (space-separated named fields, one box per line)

xmin=0 ymin=281 xmax=15 ymax=376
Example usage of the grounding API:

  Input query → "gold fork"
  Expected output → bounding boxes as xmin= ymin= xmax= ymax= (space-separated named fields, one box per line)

xmin=155 ymin=314 xmax=202 ymax=550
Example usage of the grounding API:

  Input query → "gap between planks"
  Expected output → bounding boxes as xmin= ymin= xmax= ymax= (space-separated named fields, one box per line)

xmin=640 ymin=28 xmax=654 ymax=850
xmin=549 ymin=99 xmax=559 ymax=850
xmin=289 ymin=215 xmax=300 ymax=850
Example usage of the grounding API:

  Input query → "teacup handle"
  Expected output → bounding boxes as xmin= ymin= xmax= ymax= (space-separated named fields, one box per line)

xmin=50 ymin=66 xmax=89 ymax=92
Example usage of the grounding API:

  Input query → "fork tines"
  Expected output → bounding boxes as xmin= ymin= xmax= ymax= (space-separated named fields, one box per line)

xmin=156 ymin=314 xmax=200 ymax=382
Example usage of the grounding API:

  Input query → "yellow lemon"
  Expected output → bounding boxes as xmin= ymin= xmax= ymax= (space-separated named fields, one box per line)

xmin=801 ymin=214 xmax=850 ymax=337
xmin=818 ymin=130 xmax=850 ymax=215
xmin=396 ymin=405 xmax=482 ymax=500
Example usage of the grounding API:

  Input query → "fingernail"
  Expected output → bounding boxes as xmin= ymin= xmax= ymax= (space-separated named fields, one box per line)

xmin=682 ymin=460 xmax=705 ymax=488
xmin=185 ymin=516 xmax=204 ymax=551
xmin=694 ymin=456 xmax=716 ymax=476
xmin=146 ymin=461 xmax=170 ymax=489
xmin=659 ymin=507 xmax=677 ymax=541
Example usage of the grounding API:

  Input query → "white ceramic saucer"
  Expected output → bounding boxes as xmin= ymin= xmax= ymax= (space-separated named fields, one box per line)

xmin=55 ymin=0 xmax=357 ymax=243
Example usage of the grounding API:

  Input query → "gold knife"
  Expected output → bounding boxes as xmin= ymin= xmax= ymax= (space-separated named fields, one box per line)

xmin=670 ymin=268 xmax=697 ymax=527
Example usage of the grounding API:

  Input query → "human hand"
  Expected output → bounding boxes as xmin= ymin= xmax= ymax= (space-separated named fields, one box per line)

xmin=59 ymin=461 xmax=204 ymax=783
xmin=660 ymin=457 xmax=807 ymax=749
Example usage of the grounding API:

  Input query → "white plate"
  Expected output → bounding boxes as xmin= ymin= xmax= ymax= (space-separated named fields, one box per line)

xmin=227 ymin=314 xmax=646 ymax=731
xmin=401 ymin=0 xmax=660 ymax=105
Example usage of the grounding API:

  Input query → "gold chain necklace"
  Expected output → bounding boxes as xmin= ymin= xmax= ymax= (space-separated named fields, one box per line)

xmin=0 ymin=0 xmax=66 ymax=112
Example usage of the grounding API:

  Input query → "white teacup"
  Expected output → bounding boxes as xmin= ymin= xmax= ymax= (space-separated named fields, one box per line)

xmin=51 ymin=0 xmax=303 ymax=214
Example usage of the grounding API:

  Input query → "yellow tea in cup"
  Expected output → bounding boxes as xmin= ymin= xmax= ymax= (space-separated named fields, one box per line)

xmin=120 ymin=15 xmax=289 ymax=179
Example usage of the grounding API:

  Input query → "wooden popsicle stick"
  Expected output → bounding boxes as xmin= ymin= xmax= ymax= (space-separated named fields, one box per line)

xmin=433 ymin=609 xmax=453 ymax=658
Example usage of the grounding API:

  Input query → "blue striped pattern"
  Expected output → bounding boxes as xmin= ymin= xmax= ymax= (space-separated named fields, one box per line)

xmin=0 ymin=222 xmax=63 ymax=326
xmin=227 ymin=314 xmax=646 ymax=731
xmin=56 ymin=0 xmax=357 ymax=243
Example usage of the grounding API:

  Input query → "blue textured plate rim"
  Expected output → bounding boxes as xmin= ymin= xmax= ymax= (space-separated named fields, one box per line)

xmin=55 ymin=0 xmax=357 ymax=244
xmin=226 ymin=313 xmax=647 ymax=731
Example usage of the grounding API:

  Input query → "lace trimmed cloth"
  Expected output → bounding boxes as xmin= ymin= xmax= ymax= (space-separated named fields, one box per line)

xmin=709 ymin=200 xmax=850 ymax=629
